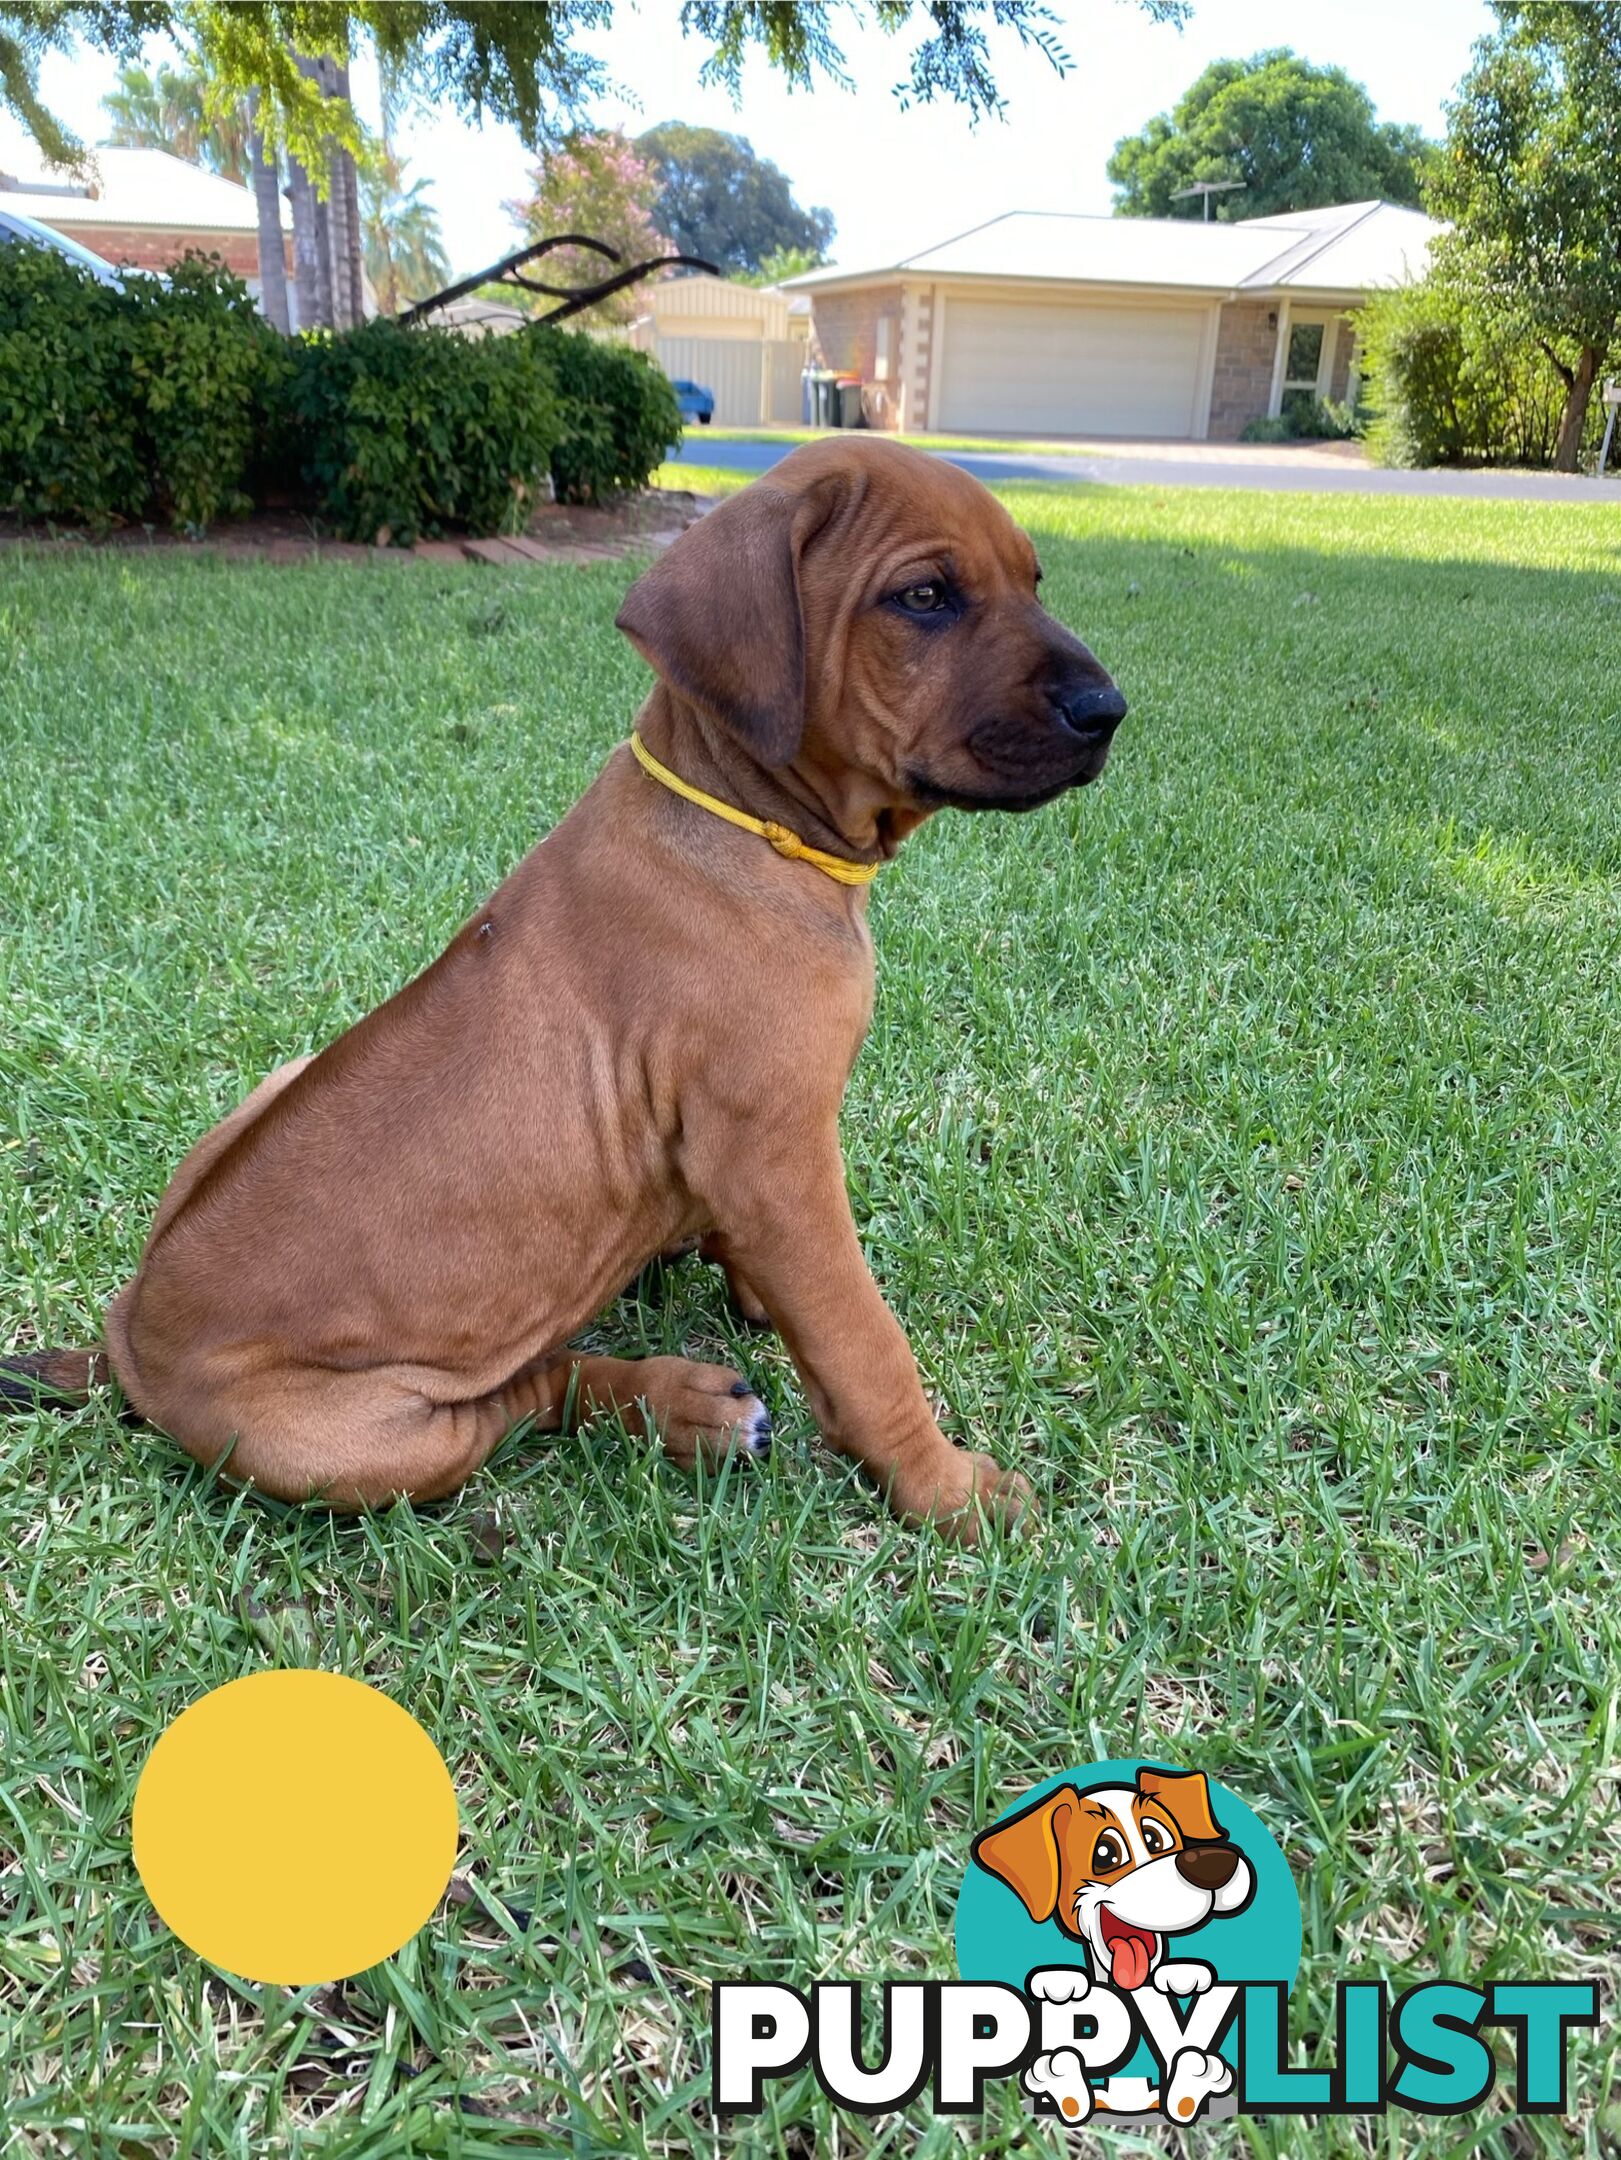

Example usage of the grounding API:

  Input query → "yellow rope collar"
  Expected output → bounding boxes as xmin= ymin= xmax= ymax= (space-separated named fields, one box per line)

xmin=628 ymin=731 xmax=880 ymax=887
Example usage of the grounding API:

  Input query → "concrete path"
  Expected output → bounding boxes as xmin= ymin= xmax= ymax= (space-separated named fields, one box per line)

xmin=673 ymin=433 xmax=1620 ymax=502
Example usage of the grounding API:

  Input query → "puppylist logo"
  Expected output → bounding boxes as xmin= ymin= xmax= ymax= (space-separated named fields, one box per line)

xmin=713 ymin=1759 xmax=1599 ymax=2124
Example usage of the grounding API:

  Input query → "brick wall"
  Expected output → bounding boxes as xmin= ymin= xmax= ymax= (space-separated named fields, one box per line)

xmin=66 ymin=225 xmax=291 ymax=282
xmin=808 ymin=281 xmax=904 ymax=429
xmin=1208 ymin=299 xmax=1277 ymax=440
xmin=901 ymin=283 xmax=933 ymax=432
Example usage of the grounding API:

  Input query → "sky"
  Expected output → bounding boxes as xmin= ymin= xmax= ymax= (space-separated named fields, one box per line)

xmin=1 ymin=0 xmax=1495 ymax=282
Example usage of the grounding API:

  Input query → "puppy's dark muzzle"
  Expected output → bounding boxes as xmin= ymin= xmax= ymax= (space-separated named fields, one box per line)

xmin=1175 ymin=1842 xmax=1240 ymax=1891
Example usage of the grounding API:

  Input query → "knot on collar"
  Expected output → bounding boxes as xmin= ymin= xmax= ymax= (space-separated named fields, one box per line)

xmin=627 ymin=733 xmax=881 ymax=887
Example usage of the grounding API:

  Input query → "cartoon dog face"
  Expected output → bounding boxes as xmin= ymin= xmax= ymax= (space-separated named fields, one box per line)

xmin=971 ymin=1768 xmax=1254 ymax=1992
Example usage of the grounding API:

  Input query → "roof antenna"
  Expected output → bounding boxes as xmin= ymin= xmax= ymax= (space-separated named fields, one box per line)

xmin=1170 ymin=179 xmax=1247 ymax=222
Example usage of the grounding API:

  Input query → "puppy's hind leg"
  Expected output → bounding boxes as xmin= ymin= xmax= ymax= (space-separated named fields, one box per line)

xmin=208 ymin=1348 xmax=775 ymax=1509
xmin=566 ymin=1352 xmax=774 ymax=1469
xmin=397 ymin=1351 xmax=775 ymax=1496
xmin=697 ymin=1233 xmax=774 ymax=1330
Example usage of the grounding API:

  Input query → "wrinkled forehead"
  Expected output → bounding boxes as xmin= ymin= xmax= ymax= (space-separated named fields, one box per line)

xmin=775 ymin=438 xmax=1039 ymax=587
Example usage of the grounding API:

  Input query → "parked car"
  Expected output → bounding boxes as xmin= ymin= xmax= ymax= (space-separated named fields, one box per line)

xmin=670 ymin=378 xmax=715 ymax=425
xmin=0 ymin=204 xmax=125 ymax=286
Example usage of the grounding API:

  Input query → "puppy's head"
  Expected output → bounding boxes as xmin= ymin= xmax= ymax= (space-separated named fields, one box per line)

xmin=616 ymin=438 xmax=1124 ymax=829
xmin=972 ymin=1768 xmax=1253 ymax=1991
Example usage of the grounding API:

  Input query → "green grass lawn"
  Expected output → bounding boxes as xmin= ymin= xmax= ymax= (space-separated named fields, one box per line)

xmin=3 ymin=483 xmax=1620 ymax=2158
xmin=695 ymin=424 xmax=1362 ymax=458
xmin=697 ymin=423 xmax=1111 ymax=457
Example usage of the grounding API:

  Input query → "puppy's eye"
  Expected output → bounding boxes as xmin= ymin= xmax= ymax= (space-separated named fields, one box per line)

xmin=1092 ymin=1831 xmax=1128 ymax=1874
xmin=1141 ymin=1819 xmax=1172 ymax=1855
xmin=894 ymin=580 xmax=949 ymax=614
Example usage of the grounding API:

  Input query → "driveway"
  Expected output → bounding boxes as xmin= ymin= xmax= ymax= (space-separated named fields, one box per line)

xmin=672 ymin=434 xmax=1620 ymax=502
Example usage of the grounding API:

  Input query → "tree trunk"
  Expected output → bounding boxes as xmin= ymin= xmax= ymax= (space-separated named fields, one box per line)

xmin=1553 ymin=344 xmax=1601 ymax=473
xmin=310 ymin=55 xmax=347 ymax=330
xmin=330 ymin=56 xmax=367 ymax=324
xmin=330 ymin=150 xmax=364 ymax=324
xmin=315 ymin=188 xmax=340 ymax=328
xmin=287 ymin=152 xmax=332 ymax=329
xmin=246 ymin=94 xmax=290 ymax=334
xmin=290 ymin=53 xmax=341 ymax=330
xmin=286 ymin=154 xmax=325 ymax=329
xmin=283 ymin=48 xmax=367 ymax=333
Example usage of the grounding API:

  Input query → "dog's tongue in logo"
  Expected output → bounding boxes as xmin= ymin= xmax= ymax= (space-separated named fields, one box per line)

xmin=1100 ymin=1910 xmax=1157 ymax=1992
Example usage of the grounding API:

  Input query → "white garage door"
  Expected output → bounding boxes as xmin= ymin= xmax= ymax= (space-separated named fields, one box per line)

xmin=937 ymin=297 xmax=1209 ymax=438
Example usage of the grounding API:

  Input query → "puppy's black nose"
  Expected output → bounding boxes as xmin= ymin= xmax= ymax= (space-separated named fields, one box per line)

xmin=1055 ymin=682 xmax=1128 ymax=746
xmin=1175 ymin=1843 xmax=1239 ymax=1891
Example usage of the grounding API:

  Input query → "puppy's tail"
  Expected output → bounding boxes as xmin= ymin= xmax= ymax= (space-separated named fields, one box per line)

xmin=0 ymin=1346 xmax=109 ymax=1413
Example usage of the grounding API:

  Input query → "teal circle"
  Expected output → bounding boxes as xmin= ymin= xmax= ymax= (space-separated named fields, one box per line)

xmin=954 ymin=1759 xmax=1300 ymax=2084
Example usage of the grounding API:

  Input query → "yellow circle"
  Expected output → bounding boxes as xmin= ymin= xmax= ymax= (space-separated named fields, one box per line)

xmin=133 ymin=1669 xmax=458 ymax=1985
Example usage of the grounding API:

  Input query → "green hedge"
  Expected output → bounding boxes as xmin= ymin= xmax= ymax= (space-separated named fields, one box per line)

xmin=0 ymin=248 xmax=281 ymax=528
xmin=0 ymin=250 xmax=681 ymax=536
xmin=280 ymin=317 xmax=562 ymax=543
xmin=537 ymin=328 xmax=683 ymax=505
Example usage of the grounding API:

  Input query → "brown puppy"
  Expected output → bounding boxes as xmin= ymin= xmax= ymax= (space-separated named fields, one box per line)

xmin=7 ymin=438 xmax=1125 ymax=1538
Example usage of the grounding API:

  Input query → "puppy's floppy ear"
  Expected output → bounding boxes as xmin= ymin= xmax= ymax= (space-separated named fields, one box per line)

xmin=615 ymin=477 xmax=837 ymax=767
xmin=971 ymin=1785 xmax=1081 ymax=1925
xmin=1137 ymin=1767 xmax=1225 ymax=1844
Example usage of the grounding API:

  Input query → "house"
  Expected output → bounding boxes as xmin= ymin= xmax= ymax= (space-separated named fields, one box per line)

xmin=626 ymin=271 xmax=811 ymax=426
xmin=0 ymin=145 xmax=293 ymax=314
xmin=784 ymin=201 xmax=1440 ymax=440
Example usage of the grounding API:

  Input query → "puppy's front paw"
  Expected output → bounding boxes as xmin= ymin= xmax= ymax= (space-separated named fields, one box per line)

xmin=925 ymin=1452 xmax=1034 ymax=1545
xmin=1022 ymin=2048 xmax=1093 ymax=2124
xmin=1162 ymin=2047 xmax=1233 ymax=2123
xmin=1029 ymin=1965 xmax=1092 ymax=2005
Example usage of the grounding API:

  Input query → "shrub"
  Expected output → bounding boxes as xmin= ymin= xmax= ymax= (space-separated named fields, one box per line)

xmin=128 ymin=257 xmax=287 ymax=527
xmin=538 ymin=329 xmax=682 ymax=503
xmin=0 ymin=246 xmax=144 ymax=526
xmin=1240 ymin=398 xmax=1359 ymax=445
xmin=0 ymin=252 xmax=678 ymax=537
xmin=1358 ymin=277 xmax=1615 ymax=469
xmin=0 ymin=248 xmax=281 ymax=529
xmin=280 ymin=318 xmax=562 ymax=543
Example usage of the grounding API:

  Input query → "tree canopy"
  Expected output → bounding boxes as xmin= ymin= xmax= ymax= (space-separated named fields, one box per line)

xmin=4 ymin=1 xmax=1187 ymax=176
xmin=636 ymin=123 xmax=833 ymax=277
xmin=103 ymin=52 xmax=251 ymax=180
xmin=1108 ymin=49 xmax=1433 ymax=221
xmin=505 ymin=129 xmax=661 ymax=323
xmin=1426 ymin=0 xmax=1621 ymax=468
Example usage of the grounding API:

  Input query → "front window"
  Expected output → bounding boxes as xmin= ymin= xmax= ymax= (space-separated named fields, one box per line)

xmin=1281 ymin=319 xmax=1327 ymax=427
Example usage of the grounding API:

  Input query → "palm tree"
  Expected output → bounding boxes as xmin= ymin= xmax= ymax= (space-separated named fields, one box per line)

xmin=359 ymin=58 xmax=447 ymax=315
xmin=362 ymin=163 xmax=449 ymax=312
xmin=105 ymin=54 xmax=290 ymax=328
xmin=103 ymin=56 xmax=252 ymax=184
xmin=246 ymin=90 xmax=290 ymax=332
xmin=102 ymin=42 xmax=368 ymax=333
